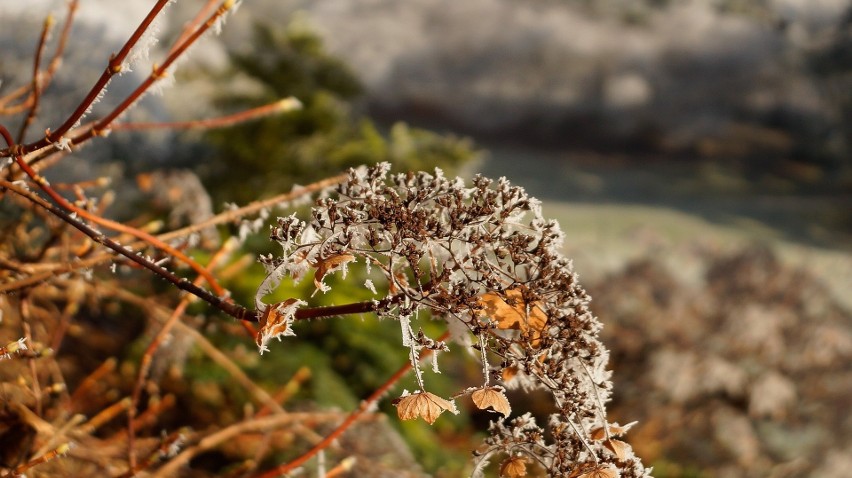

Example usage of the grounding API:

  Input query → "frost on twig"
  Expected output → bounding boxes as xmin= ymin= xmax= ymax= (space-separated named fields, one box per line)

xmin=256 ymin=164 xmax=649 ymax=477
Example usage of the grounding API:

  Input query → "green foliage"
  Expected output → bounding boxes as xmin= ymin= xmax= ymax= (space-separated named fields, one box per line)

xmin=202 ymin=21 xmax=478 ymax=205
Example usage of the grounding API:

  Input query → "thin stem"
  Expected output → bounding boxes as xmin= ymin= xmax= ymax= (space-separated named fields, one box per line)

xmin=168 ymin=0 xmax=220 ymax=57
xmin=22 ymin=0 xmax=172 ymax=153
xmin=577 ymin=358 xmax=610 ymax=440
xmin=17 ymin=14 xmax=53 ymax=144
xmin=0 ymin=0 xmax=235 ymax=158
xmin=0 ymin=0 xmax=75 ymax=113
xmin=0 ymin=443 xmax=71 ymax=478
xmin=44 ymin=0 xmax=78 ymax=84
xmin=152 ymin=412 xmax=345 ymax=478
xmin=111 ymin=97 xmax=301 ymax=131
xmin=89 ymin=0 xmax=235 ymax=136
xmin=3 ymin=178 xmax=402 ymax=326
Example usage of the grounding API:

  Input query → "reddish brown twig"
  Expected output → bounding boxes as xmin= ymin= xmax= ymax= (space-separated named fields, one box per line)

xmin=16 ymin=14 xmax=54 ymax=143
xmin=152 ymin=412 xmax=346 ymax=478
xmin=169 ymin=0 xmax=220 ymax=57
xmin=0 ymin=1 xmax=238 ymax=158
xmin=68 ymin=357 xmax=117 ymax=410
xmin=0 ymin=174 xmax=347 ymax=296
xmin=0 ymin=443 xmax=71 ymax=478
xmin=111 ymin=97 xmax=301 ymax=131
xmin=0 ymin=0 xmax=77 ymax=114
xmin=22 ymin=0 xmax=171 ymax=153
xmin=254 ymin=366 xmax=311 ymax=418
xmin=79 ymin=397 xmax=132 ymax=434
xmin=114 ymin=429 xmax=185 ymax=478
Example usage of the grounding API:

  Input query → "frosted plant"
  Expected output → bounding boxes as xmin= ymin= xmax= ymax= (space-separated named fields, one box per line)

xmin=257 ymin=163 xmax=649 ymax=477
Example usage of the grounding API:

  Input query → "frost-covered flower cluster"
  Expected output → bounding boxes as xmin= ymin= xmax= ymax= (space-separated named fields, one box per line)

xmin=256 ymin=163 xmax=649 ymax=476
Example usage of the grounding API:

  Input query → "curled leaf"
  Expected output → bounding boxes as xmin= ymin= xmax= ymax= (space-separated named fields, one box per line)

xmin=255 ymin=299 xmax=305 ymax=354
xmin=471 ymin=387 xmax=512 ymax=416
xmin=572 ymin=464 xmax=618 ymax=478
xmin=500 ymin=456 xmax=528 ymax=477
xmin=603 ymin=438 xmax=633 ymax=461
xmin=394 ymin=391 xmax=457 ymax=425
xmin=590 ymin=420 xmax=639 ymax=440
xmin=312 ymin=253 xmax=355 ymax=292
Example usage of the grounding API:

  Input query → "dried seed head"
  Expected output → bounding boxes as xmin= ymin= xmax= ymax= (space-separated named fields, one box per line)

xmin=258 ymin=164 xmax=648 ymax=476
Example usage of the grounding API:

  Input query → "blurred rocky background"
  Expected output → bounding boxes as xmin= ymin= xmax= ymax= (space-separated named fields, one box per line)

xmin=291 ymin=0 xmax=852 ymax=247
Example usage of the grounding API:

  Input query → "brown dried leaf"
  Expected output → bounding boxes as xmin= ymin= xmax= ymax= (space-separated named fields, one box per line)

xmin=500 ymin=456 xmax=528 ymax=477
xmin=573 ymin=464 xmax=618 ymax=478
xmin=604 ymin=438 xmax=633 ymax=461
xmin=388 ymin=270 xmax=410 ymax=295
xmin=471 ymin=387 xmax=512 ymax=416
xmin=502 ymin=366 xmax=518 ymax=383
xmin=312 ymin=253 xmax=355 ymax=290
xmin=394 ymin=391 xmax=456 ymax=425
xmin=590 ymin=420 xmax=639 ymax=440
xmin=478 ymin=287 xmax=547 ymax=346
xmin=256 ymin=298 xmax=301 ymax=354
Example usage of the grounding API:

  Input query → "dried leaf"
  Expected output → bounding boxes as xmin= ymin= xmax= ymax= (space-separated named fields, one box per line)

xmin=255 ymin=299 xmax=303 ymax=354
xmin=590 ymin=420 xmax=639 ymax=440
xmin=502 ymin=366 xmax=518 ymax=383
xmin=604 ymin=438 xmax=633 ymax=461
xmin=478 ymin=287 xmax=547 ymax=346
xmin=394 ymin=391 xmax=456 ymax=425
xmin=388 ymin=270 xmax=410 ymax=295
xmin=312 ymin=253 xmax=355 ymax=291
xmin=573 ymin=464 xmax=618 ymax=478
xmin=471 ymin=387 xmax=512 ymax=416
xmin=500 ymin=456 xmax=528 ymax=477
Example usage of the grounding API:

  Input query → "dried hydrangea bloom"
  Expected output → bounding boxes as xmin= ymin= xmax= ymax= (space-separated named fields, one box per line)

xmin=257 ymin=164 xmax=649 ymax=477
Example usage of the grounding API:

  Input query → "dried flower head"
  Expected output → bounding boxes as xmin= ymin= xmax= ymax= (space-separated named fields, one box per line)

xmin=257 ymin=164 xmax=649 ymax=476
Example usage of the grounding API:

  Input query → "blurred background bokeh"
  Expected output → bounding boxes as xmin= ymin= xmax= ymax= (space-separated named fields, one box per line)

xmin=2 ymin=0 xmax=851 ymax=476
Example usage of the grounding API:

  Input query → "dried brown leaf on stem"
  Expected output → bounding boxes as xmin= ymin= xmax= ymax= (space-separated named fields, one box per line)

xmin=394 ymin=391 xmax=458 ymax=425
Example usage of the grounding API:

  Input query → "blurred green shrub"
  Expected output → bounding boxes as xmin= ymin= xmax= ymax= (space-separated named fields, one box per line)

xmin=201 ymin=21 xmax=478 ymax=205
